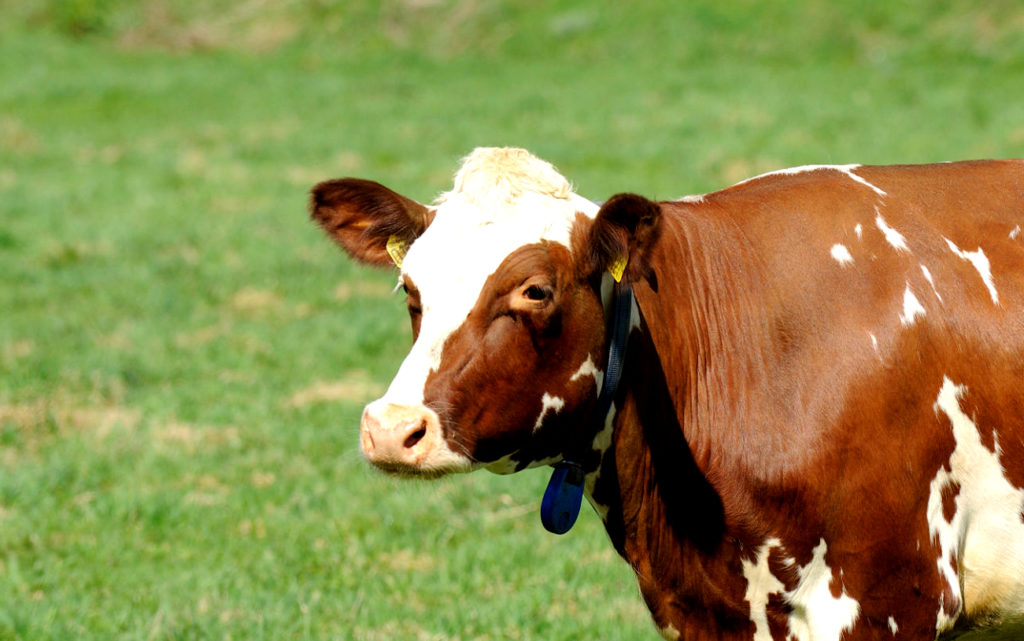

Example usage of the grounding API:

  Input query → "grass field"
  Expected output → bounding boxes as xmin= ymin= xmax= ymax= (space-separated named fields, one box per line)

xmin=2 ymin=1 xmax=1023 ymax=639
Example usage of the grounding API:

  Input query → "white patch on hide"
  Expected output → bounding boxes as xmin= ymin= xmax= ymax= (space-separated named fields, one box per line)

xmin=738 ymin=164 xmax=887 ymax=197
xmin=920 ymin=264 xmax=943 ymax=303
xmin=786 ymin=538 xmax=860 ymax=641
xmin=875 ymin=212 xmax=910 ymax=252
xmin=569 ymin=354 xmax=603 ymax=396
xmin=943 ymin=238 xmax=1000 ymax=305
xmin=743 ymin=538 xmax=786 ymax=641
xmin=931 ymin=377 xmax=1024 ymax=626
xmin=583 ymin=403 xmax=617 ymax=522
xmin=676 ymin=194 xmax=706 ymax=204
xmin=830 ymin=244 xmax=854 ymax=266
xmin=533 ymin=393 xmax=565 ymax=432
xmin=899 ymin=284 xmax=926 ymax=326
xmin=483 ymin=453 xmax=561 ymax=475
xmin=740 ymin=537 xmax=861 ymax=641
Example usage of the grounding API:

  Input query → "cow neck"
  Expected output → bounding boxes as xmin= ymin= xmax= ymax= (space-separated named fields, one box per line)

xmin=540 ymin=282 xmax=634 ymax=535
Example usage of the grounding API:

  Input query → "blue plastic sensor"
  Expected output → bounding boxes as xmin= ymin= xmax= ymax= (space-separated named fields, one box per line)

xmin=540 ymin=462 xmax=585 ymax=534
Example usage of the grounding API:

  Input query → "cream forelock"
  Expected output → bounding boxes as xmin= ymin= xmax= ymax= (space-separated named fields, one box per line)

xmin=419 ymin=147 xmax=597 ymax=270
xmin=439 ymin=147 xmax=573 ymax=208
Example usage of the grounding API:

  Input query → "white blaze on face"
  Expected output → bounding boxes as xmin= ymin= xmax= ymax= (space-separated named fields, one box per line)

xmin=943 ymin=238 xmax=1000 ymax=305
xmin=372 ymin=148 xmax=599 ymax=410
xmin=930 ymin=377 xmax=1024 ymax=625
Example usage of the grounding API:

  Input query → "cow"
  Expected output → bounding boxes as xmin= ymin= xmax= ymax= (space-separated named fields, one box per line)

xmin=309 ymin=147 xmax=1024 ymax=640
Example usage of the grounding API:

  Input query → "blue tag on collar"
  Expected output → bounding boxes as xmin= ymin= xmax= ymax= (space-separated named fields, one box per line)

xmin=540 ymin=462 xmax=585 ymax=534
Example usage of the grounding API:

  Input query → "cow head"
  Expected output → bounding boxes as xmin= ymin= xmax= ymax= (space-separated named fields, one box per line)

xmin=310 ymin=148 xmax=660 ymax=477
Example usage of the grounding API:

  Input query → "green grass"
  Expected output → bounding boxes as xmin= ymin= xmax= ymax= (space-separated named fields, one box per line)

xmin=1 ymin=1 xmax=1023 ymax=639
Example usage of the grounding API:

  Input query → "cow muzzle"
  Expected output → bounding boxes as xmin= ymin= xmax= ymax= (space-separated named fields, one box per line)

xmin=359 ymin=403 xmax=468 ymax=476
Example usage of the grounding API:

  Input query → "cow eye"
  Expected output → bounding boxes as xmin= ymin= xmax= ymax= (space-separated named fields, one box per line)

xmin=510 ymin=281 xmax=554 ymax=314
xmin=524 ymin=285 xmax=548 ymax=301
xmin=400 ymin=283 xmax=421 ymax=315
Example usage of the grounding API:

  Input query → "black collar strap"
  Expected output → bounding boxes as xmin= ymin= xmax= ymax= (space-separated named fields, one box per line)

xmin=540 ymin=283 xmax=635 ymax=534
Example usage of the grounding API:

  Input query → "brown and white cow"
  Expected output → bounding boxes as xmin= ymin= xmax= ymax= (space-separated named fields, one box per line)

xmin=309 ymin=148 xmax=1024 ymax=640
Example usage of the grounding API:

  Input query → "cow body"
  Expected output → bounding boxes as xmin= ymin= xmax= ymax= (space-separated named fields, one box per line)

xmin=310 ymin=149 xmax=1024 ymax=640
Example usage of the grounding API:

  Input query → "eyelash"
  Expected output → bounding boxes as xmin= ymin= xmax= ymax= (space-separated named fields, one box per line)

xmin=524 ymin=285 xmax=547 ymax=301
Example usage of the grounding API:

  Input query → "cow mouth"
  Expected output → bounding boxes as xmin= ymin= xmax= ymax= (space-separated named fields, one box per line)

xmin=365 ymin=459 xmax=456 ymax=479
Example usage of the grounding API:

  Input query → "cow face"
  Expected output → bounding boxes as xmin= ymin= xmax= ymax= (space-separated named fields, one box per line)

xmin=310 ymin=148 xmax=659 ymax=477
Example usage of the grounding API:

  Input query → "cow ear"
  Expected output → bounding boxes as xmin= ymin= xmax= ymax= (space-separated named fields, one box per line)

xmin=309 ymin=178 xmax=434 ymax=268
xmin=577 ymin=193 xmax=662 ymax=285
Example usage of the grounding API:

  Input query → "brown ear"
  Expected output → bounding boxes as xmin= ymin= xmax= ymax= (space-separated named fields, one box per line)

xmin=309 ymin=178 xmax=434 ymax=267
xmin=577 ymin=193 xmax=662 ymax=285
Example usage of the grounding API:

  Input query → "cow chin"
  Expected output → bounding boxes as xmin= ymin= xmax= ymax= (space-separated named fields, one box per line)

xmin=364 ymin=460 xmax=469 ymax=479
xmin=359 ymin=401 xmax=475 ymax=478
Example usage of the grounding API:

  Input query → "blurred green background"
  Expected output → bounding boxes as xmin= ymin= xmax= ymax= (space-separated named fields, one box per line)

xmin=1 ymin=1 xmax=1022 ymax=639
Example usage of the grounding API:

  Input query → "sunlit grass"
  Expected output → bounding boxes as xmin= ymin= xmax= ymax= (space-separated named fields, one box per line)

xmin=1 ymin=1 xmax=1022 ymax=639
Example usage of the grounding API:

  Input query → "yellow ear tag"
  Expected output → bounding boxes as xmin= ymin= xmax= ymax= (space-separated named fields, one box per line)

xmin=386 ymin=235 xmax=408 ymax=269
xmin=608 ymin=253 xmax=628 ymax=283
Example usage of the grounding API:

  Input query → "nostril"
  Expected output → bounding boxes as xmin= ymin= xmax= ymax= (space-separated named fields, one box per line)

xmin=403 ymin=420 xmax=428 ymax=449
